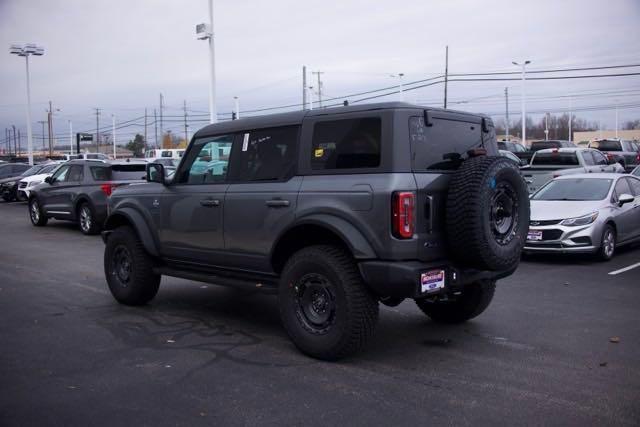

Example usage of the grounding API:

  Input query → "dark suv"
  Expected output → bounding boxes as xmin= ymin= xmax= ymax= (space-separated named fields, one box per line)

xmin=102 ymin=102 xmax=530 ymax=360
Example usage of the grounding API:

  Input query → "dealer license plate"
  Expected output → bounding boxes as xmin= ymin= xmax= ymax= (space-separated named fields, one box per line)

xmin=421 ymin=269 xmax=446 ymax=293
xmin=527 ymin=230 xmax=543 ymax=241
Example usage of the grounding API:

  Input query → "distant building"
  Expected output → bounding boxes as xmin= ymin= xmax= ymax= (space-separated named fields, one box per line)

xmin=573 ymin=130 xmax=640 ymax=144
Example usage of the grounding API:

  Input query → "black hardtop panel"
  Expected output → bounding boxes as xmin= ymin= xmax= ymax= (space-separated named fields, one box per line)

xmin=193 ymin=102 xmax=491 ymax=138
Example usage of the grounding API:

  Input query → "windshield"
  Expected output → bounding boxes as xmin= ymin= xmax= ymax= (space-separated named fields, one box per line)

xmin=532 ymin=178 xmax=612 ymax=201
xmin=21 ymin=165 xmax=44 ymax=177
xmin=39 ymin=164 xmax=59 ymax=174
xmin=532 ymin=152 xmax=579 ymax=166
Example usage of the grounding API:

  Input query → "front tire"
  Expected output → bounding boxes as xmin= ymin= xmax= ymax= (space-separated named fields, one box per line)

xmin=29 ymin=198 xmax=48 ymax=226
xmin=278 ymin=245 xmax=379 ymax=361
xmin=597 ymin=225 xmax=616 ymax=261
xmin=104 ymin=226 xmax=160 ymax=305
xmin=414 ymin=280 xmax=496 ymax=324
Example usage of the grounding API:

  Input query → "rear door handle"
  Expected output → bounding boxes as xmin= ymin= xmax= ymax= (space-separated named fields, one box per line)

xmin=265 ymin=199 xmax=290 ymax=207
xmin=200 ymin=199 xmax=220 ymax=207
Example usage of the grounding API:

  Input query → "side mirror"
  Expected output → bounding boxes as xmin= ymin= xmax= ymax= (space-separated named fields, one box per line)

xmin=44 ymin=176 xmax=53 ymax=184
xmin=146 ymin=163 xmax=166 ymax=184
xmin=618 ymin=193 xmax=634 ymax=207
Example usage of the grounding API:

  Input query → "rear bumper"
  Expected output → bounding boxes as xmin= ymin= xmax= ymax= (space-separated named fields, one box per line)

xmin=358 ymin=260 xmax=515 ymax=299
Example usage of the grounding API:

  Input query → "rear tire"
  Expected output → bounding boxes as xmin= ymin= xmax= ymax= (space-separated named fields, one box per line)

xmin=104 ymin=226 xmax=160 ymax=305
xmin=597 ymin=225 xmax=616 ymax=261
xmin=414 ymin=280 xmax=496 ymax=324
xmin=28 ymin=198 xmax=48 ymax=226
xmin=278 ymin=245 xmax=379 ymax=361
xmin=78 ymin=202 xmax=100 ymax=235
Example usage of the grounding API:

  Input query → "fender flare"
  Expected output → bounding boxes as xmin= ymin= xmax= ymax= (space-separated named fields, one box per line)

xmin=280 ymin=214 xmax=377 ymax=259
xmin=104 ymin=207 xmax=160 ymax=257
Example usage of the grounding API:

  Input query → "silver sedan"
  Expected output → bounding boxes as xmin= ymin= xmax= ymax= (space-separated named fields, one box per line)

xmin=524 ymin=173 xmax=640 ymax=260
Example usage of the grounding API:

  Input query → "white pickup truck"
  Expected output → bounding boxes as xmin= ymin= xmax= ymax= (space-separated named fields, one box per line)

xmin=523 ymin=147 xmax=624 ymax=193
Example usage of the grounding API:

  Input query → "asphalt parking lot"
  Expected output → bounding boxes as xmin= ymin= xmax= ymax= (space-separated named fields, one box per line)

xmin=0 ymin=201 xmax=639 ymax=426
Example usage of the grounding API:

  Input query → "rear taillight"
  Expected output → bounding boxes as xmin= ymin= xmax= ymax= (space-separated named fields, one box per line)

xmin=392 ymin=191 xmax=415 ymax=239
xmin=100 ymin=183 xmax=117 ymax=196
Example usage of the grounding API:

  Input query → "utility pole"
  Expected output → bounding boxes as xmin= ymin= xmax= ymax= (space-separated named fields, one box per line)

xmin=159 ymin=93 xmax=164 ymax=146
xmin=568 ymin=96 xmax=573 ymax=142
xmin=615 ymin=101 xmax=619 ymax=138
xmin=12 ymin=125 xmax=17 ymax=157
xmin=47 ymin=101 xmax=54 ymax=157
xmin=302 ymin=66 xmax=307 ymax=110
xmin=153 ymin=109 xmax=158 ymax=149
xmin=69 ymin=120 xmax=73 ymax=155
xmin=94 ymin=108 xmax=101 ymax=153
xmin=18 ymin=129 xmax=22 ymax=157
xmin=112 ymin=114 xmax=116 ymax=159
xmin=444 ymin=45 xmax=449 ymax=109
xmin=504 ymin=87 xmax=510 ymax=141
xmin=312 ymin=71 xmax=324 ymax=108
xmin=308 ymin=86 xmax=314 ymax=110
xmin=183 ymin=100 xmax=189 ymax=143
xmin=144 ymin=108 xmax=148 ymax=151
xmin=37 ymin=120 xmax=46 ymax=151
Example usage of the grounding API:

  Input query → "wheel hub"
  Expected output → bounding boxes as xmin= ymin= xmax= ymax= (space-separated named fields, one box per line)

xmin=294 ymin=273 xmax=336 ymax=334
xmin=490 ymin=182 xmax=519 ymax=245
xmin=112 ymin=245 xmax=132 ymax=285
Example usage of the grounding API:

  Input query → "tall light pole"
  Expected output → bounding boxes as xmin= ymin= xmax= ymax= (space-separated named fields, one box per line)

xmin=233 ymin=96 xmax=240 ymax=119
xmin=614 ymin=100 xmax=619 ymax=138
xmin=196 ymin=0 xmax=217 ymax=124
xmin=68 ymin=120 xmax=73 ymax=156
xmin=390 ymin=73 xmax=405 ymax=101
xmin=512 ymin=60 xmax=531 ymax=146
xmin=9 ymin=43 xmax=44 ymax=165
xmin=568 ymin=96 xmax=573 ymax=142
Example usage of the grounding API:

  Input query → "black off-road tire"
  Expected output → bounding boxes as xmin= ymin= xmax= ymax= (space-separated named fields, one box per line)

xmin=414 ymin=280 xmax=496 ymax=324
xmin=28 ymin=197 xmax=48 ymax=226
xmin=446 ymin=156 xmax=529 ymax=271
xmin=597 ymin=224 xmax=616 ymax=261
xmin=78 ymin=202 xmax=100 ymax=235
xmin=104 ymin=226 xmax=160 ymax=306
xmin=278 ymin=245 xmax=379 ymax=361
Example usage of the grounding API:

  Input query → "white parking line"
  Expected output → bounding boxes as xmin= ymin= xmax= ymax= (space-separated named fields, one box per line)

xmin=608 ymin=262 xmax=640 ymax=276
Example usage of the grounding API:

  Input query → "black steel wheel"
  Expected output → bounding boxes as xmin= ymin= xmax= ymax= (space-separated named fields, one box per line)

xmin=104 ymin=226 xmax=160 ymax=305
xmin=278 ymin=245 xmax=378 ymax=361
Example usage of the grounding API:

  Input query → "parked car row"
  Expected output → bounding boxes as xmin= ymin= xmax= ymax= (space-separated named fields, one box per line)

xmin=525 ymin=173 xmax=640 ymax=260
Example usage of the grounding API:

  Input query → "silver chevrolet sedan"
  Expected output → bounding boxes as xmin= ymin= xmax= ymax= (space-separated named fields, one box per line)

xmin=525 ymin=173 xmax=640 ymax=260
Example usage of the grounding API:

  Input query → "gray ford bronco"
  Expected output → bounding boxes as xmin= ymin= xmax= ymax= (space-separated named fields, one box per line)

xmin=102 ymin=102 xmax=530 ymax=360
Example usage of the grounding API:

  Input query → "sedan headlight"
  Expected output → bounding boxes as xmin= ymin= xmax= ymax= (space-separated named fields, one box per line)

xmin=560 ymin=212 xmax=599 ymax=226
xmin=28 ymin=180 xmax=42 ymax=187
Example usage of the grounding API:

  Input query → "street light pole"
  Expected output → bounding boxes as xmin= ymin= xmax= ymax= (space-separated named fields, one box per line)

xmin=234 ymin=96 xmax=240 ymax=119
xmin=69 ymin=120 xmax=73 ymax=156
xmin=196 ymin=0 xmax=217 ymax=124
xmin=512 ymin=60 xmax=531 ymax=146
xmin=9 ymin=43 xmax=44 ymax=165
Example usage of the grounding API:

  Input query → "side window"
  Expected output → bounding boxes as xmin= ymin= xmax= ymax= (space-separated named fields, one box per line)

xmin=177 ymin=135 xmax=233 ymax=184
xmin=592 ymin=151 xmax=608 ymax=166
xmin=231 ymin=126 xmax=298 ymax=181
xmin=90 ymin=166 xmax=111 ymax=181
xmin=311 ymin=118 xmax=381 ymax=170
xmin=582 ymin=151 xmax=595 ymax=166
xmin=161 ymin=151 xmax=172 ymax=157
xmin=66 ymin=165 xmax=84 ymax=181
xmin=51 ymin=165 xmax=71 ymax=182
xmin=613 ymin=179 xmax=632 ymax=200
xmin=627 ymin=178 xmax=640 ymax=196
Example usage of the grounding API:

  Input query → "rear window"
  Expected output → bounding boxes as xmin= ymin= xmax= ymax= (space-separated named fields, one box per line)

xmin=410 ymin=116 xmax=484 ymax=170
xmin=311 ymin=118 xmax=381 ymax=170
xmin=531 ymin=141 xmax=561 ymax=151
xmin=91 ymin=164 xmax=146 ymax=181
xmin=161 ymin=151 xmax=173 ymax=157
xmin=532 ymin=152 xmax=579 ymax=166
xmin=590 ymin=140 xmax=622 ymax=151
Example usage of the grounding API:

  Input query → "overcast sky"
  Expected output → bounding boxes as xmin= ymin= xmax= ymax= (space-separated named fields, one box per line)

xmin=1 ymin=0 xmax=639 ymax=146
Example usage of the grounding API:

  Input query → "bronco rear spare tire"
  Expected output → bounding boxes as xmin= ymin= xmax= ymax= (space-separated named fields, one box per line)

xmin=446 ymin=156 xmax=529 ymax=271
